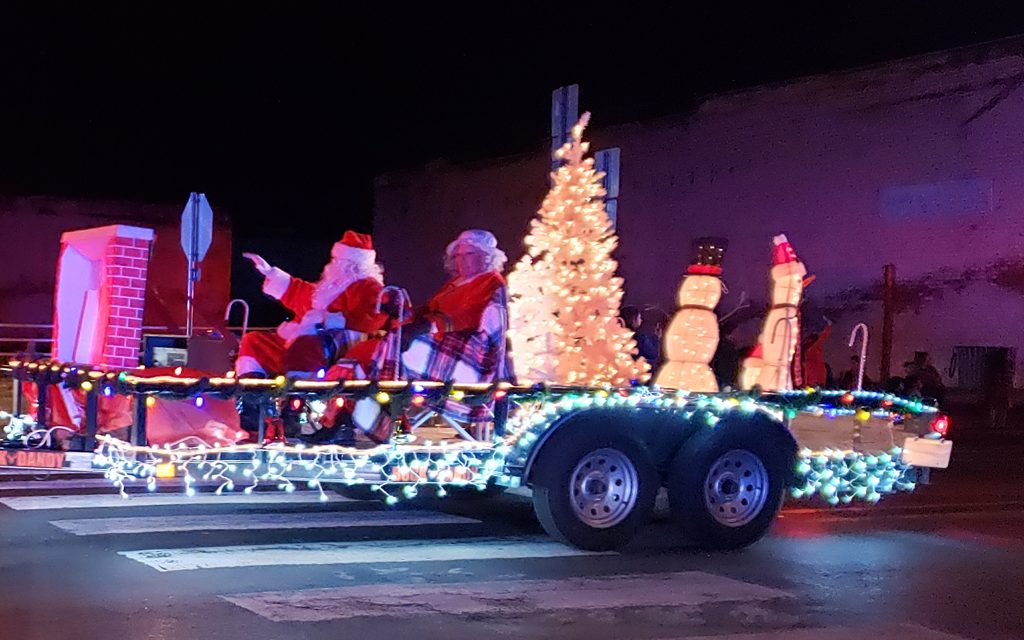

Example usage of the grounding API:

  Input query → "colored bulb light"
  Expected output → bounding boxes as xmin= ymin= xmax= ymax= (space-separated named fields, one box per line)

xmin=930 ymin=415 xmax=950 ymax=437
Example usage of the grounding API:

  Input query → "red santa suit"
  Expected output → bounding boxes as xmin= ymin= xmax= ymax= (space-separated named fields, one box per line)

xmin=235 ymin=231 xmax=387 ymax=376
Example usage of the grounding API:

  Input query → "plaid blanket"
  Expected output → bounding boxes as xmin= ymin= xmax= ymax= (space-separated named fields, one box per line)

xmin=362 ymin=286 xmax=516 ymax=435
xmin=329 ymin=328 xmax=370 ymax=362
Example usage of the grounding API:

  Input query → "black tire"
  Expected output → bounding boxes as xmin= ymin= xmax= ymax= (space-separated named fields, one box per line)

xmin=330 ymin=483 xmax=383 ymax=501
xmin=668 ymin=417 xmax=790 ymax=550
xmin=530 ymin=423 xmax=659 ymax=551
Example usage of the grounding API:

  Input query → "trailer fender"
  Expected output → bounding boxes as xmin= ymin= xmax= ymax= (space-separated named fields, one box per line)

xmin=521 ymin=407 xmax=698 ymax=486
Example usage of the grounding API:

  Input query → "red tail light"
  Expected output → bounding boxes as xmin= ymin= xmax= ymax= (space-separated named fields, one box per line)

xmin=930 ymin=415 xmax=950 ymax=437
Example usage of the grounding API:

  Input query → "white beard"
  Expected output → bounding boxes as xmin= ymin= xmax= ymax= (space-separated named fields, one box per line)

xmin=311 ymin=274 xmax=357 ymax=310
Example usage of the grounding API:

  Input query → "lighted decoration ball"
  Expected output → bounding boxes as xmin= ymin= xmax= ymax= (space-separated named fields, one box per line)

xmin=411 ymin=395 xmax=426 ymax=407
xmin=855 ymin=408 xmax=871 ymax=422
xmin=290 ymin=398 xmax=303 ymax=411
xmin=194 ymin=396 xmax=205 ymax=408
xmin=376 ymin=391 xmax=390 ymax=404
xmin=334 ymin=397 xmax=345 ymax=409
xmin=145 ymin=396 xmax=157 ymax=408
xmin=841 ymin=393 xmax=855 ymax=405
xmin=452 ymin=390 xmax=466 ymax=401
xmin=80 ymin=380 xmax=93 ymax=392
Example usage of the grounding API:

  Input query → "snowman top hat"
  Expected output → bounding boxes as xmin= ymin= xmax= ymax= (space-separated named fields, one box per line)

xmin=688 ymin=237 xmax=728 ymax=276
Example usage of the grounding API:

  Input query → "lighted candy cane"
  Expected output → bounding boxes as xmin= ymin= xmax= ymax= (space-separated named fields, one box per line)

xmin=848 ymin=323 xmax=869 ymax=391
xmin=376 ymin=286 xmax=410 ymax=381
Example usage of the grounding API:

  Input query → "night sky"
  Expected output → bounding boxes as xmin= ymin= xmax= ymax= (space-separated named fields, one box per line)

xmin=3 ymin=3 xmax=1024 ymax=254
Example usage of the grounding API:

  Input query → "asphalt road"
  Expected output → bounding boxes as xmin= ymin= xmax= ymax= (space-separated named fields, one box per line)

xmin=0 ymin=439 xmax=1021 ymax=640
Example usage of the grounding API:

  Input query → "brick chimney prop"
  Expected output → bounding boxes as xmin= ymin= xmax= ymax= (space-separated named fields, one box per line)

xmin=53 ymin=225 xmax=154 ymax=369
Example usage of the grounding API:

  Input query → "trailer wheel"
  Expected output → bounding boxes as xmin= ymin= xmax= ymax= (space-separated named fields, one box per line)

xmin=531 ymin=427 xmax=658 ymax=551
xmin=668 ymin=421 xmax=789 ymax=550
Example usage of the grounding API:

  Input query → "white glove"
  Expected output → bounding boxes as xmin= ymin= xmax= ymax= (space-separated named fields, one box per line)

xmin=243 ymin=253 xmax=273 ymax=276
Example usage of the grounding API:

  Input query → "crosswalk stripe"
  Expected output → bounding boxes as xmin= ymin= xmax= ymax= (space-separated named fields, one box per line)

xmin=0 ymin=491 xmax=347 ymax=511
xmin=50 ymin=510 xmax=480 ymax=535
xmin=221 ymin=571 xmax=791 ymax=622
xmin=121 ymin=536 xmax=611 ymax=572
xmin=0 ymin=478 xmax=229 ymax=492
xmin=0 ymin=479 xmax=133 ymax=491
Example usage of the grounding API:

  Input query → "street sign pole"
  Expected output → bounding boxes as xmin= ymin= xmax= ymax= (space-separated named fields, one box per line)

xmin=180 ymin=192 xmax=213 ymax=338
xmin=185 ymin=193 xmax=198 ymax=337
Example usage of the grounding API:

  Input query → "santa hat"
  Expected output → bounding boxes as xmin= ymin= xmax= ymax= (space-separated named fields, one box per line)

xmin=772 ymin=234 xmax=800 ymax=266
xmin=332 ymin=230 xmax=376 ymax=266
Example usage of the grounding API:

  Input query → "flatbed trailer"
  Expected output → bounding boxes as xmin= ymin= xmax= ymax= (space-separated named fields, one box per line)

xmin=1 ymin=358 xmax=953 ymax=551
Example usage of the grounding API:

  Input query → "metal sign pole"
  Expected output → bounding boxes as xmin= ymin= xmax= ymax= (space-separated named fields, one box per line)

xmin=185 ymin=192 xmax=198 ymax=337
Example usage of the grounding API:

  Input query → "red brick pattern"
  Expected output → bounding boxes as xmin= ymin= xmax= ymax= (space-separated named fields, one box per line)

xmin=100 ymin=236 xmax=151 ymax=369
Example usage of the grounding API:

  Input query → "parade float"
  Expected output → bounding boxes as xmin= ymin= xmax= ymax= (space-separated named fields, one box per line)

xmin=0 ymin=115 xmax=953 ymax=552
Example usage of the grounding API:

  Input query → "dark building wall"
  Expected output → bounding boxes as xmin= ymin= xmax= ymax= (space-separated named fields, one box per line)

xmin=0 ymin=194 xmax=232 ymax=331
xmin=374 ymin=39 xmax=1024 ymax=387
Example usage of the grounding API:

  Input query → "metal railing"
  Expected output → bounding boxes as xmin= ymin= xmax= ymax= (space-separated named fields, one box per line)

xmin=0 ymin=323 xmax=275 ymax=359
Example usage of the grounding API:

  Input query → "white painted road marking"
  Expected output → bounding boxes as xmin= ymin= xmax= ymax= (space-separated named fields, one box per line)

xmin=0 ymin=491 xmax=347 ymax=511
xmin=50 ymin=509 xmax=479 ymax=535
xmin=121 ymin=536 xmax=611 ymax=572
xmin=0 ymin=478 xmax=226 ymax=492
xmin=222 ymin=571 xmax=791 ymax=622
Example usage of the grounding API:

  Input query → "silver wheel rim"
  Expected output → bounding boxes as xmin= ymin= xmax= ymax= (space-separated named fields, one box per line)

xmin=570 ymin=448 xmax=639 ymax=528
xmin=704 ymin=449 xmax=769 ymax=527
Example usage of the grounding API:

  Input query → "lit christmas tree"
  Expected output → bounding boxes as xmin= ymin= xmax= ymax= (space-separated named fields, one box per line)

xmin=508 ymin=113 xmax=649 ymax=386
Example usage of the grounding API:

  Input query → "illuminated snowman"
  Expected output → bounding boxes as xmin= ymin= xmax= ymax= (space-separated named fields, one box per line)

xmin=740 ymin=234 xmax=808 ymax=391
xmin=655 ymin=238 xmax=727 ymax=392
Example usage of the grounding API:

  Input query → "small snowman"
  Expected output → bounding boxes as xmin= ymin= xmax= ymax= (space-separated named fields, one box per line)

xmin=739 ymin=234 xmax=809 ymax=391
xmin=655 ymin=238 xmax=727 ymax=392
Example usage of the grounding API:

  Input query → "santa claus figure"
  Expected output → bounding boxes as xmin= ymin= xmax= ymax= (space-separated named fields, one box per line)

xmin=235 ymin=231 xmax=388 ymax=377
xmin=739 ymin=234 xmax=809 ymax=391
xmin=352 ymin=229 xmax=515 ymax=441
